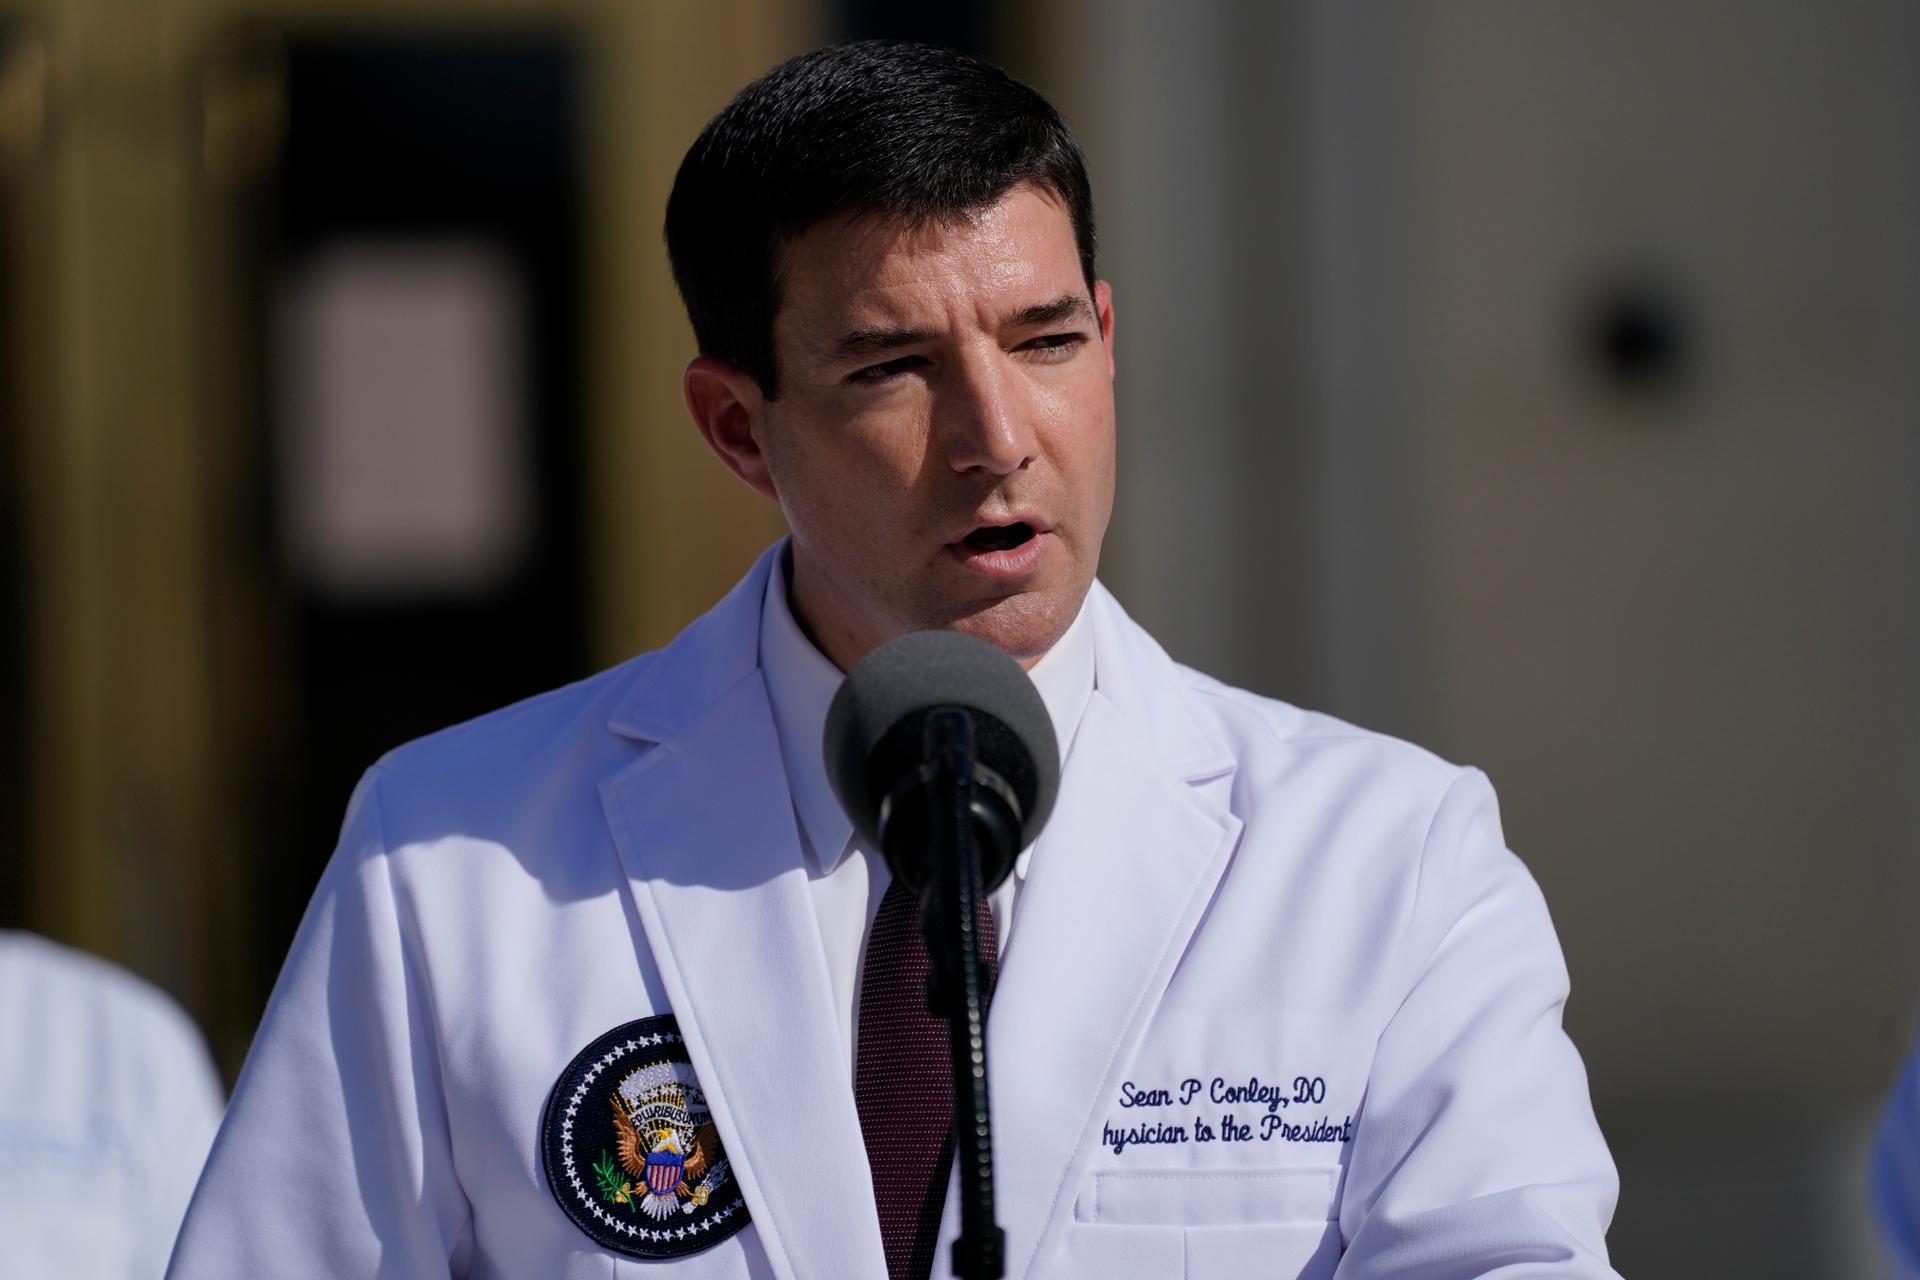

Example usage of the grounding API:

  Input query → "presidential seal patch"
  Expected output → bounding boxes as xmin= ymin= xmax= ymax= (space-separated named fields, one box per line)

xmin=541 ymin=1015 xmax=750 ymax=1259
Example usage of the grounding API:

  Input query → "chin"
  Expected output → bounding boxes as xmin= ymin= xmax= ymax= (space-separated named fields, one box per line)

xmin=942 ymin=587 xmax=1083 ymax=666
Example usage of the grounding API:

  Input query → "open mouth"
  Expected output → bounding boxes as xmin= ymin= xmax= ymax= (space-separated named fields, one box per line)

xmin=961 ymin=522 xmax=1036 ymax=552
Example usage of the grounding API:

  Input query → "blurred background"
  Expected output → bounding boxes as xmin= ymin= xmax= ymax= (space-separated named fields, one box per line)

xmin=1 ymin=1 xmax=1915 ymax=1275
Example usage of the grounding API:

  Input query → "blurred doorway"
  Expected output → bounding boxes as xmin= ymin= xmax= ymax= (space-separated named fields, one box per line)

xmin=215 ymin=29 xmax=589 ymax=1023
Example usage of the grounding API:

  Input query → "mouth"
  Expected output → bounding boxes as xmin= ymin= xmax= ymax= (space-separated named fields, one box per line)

xmin=947 ymin=519 xmax=1050 ymax=579
xmin=961 ymin=521 xmax=1038 ymax=553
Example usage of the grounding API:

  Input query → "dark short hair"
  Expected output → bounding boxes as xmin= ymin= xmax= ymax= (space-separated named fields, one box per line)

xmin=664 ymin=39 xmax=1097 ymax=398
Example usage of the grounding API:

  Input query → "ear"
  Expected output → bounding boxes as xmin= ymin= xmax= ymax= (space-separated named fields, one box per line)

xmin=683 ymin=355 xmax=779 ymax=502
xmin=1093 ymin=279 xmax=1116 ymax=377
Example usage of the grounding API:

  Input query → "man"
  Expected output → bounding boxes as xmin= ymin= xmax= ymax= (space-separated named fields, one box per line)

xmin=169 ymin=40 xmax=1620 ymax=1279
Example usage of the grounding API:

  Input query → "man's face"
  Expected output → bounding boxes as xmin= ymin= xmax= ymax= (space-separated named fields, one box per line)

xmin=753 ymin=183 xmax=1116 ymax=670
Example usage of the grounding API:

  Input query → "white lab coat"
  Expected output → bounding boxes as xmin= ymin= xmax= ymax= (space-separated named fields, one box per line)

xmin=169 ymin=544 xmax=1620 ymax=1279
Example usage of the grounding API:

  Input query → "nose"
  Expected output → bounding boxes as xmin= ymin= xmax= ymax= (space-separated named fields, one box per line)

xmin=938 ymin=346 xmax=1038 ymax=476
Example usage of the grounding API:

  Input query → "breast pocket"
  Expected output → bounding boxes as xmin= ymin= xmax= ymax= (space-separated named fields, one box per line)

xmin=1070 ymin=1167 xmax=1342 ymax=1280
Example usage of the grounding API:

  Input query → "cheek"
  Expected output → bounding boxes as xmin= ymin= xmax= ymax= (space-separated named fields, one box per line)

xmin=763 ymin=405 xmax=925 ymax=532
xmin=1039 ymin=379 xmax=1117 ymax=498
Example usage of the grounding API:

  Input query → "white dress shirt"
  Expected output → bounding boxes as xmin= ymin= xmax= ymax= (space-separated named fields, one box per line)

xmin=756 ymin=549 xmax=1096 ymax=1076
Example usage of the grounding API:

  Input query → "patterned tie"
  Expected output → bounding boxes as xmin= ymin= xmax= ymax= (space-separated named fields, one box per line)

xmin=855 ymin=876 xmax=999 ymax=1280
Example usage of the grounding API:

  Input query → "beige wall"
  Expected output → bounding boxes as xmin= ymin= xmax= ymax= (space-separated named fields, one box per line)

xmin=1398 ymin=0 xmax=1920 ymax=1108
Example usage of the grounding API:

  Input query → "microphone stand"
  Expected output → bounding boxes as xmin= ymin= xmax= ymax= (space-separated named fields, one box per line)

xmin=921 ymin=709 xmax=1005 ymax=1280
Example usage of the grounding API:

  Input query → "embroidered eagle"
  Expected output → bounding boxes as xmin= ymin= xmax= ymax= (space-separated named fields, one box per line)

xmin=611 ymin=1098 xmax=722 ymax=1195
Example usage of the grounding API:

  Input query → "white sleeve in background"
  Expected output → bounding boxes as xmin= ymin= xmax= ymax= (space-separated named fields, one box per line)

xmin=0 ymin=930 xmax=226 ymax=1280
xmin=1878 ymin=1042 xmax=1920 ymax=1278
xmin=1334 ymin=771 xmax=1622 ymax=1280
xmin=166 ymin=766 xmax=473 ymax=1278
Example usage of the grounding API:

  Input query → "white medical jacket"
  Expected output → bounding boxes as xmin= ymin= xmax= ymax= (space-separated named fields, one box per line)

xmin=169 ymin=545 xmax=1621 ymax=1279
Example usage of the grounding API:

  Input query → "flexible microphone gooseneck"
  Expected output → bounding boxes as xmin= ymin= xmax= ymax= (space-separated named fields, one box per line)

xmin=823 ymin=630 xmax=1061 ymax=1280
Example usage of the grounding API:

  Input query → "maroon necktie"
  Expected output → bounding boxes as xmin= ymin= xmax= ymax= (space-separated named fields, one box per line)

xmin=855 ymin=877 xmax=999 ymax=1280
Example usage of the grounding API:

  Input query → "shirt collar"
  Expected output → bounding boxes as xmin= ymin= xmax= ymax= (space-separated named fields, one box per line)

xmin=758 ymin=544 xmax=1097 ymax=876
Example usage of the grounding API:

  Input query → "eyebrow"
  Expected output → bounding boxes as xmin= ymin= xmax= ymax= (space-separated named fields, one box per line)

xmin=830 ymin=325 xmax=937 ymax=363
xmin=1008 ymin=293 xmax=1095 ymax=329
xmin=826 ymin=293 xmax=1095 ymax=364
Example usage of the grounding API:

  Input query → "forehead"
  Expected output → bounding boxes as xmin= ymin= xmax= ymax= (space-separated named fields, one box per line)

xmin=775 ymin=185 xmax=1084 ymax=337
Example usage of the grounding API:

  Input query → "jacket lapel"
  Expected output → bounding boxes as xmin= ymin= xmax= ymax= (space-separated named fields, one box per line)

xmin=942 ymin=585 xmax=1243 ymax=1279
xmin=599 ymin=547 xmax=888 ymax=1280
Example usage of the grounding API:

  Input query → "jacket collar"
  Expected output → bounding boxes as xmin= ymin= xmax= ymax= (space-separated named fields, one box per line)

xmin=1082 ymin=578 xmax=1237 ymax=788
xmin=598 ymin=543 xmax=888 ymax=1280
xmin=606 ymin=542 xmax=780 ymax=747
xmin=606 ymin=543 xmax=1228 ymax=784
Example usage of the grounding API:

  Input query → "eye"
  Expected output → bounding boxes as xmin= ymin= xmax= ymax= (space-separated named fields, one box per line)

xmin=846 ymin=354 xmax=927 ymax=384
xmin=1020 ymin=332 xmax=1087 ymax=360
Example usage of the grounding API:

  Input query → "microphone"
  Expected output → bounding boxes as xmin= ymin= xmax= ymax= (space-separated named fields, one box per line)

xmin=823 ymin=628 xmax=1059 ymax=1280
xmin=823 ymin=629 xmax=1060 ymax=896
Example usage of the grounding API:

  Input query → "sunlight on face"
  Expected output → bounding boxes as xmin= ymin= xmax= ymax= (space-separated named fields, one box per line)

xmin=760 ymin=184 xmax=1117 ymax=670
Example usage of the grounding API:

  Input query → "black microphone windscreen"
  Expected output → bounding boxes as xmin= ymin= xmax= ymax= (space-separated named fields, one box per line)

xmin=823 ymin=630 xmax=1060 ymax=857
